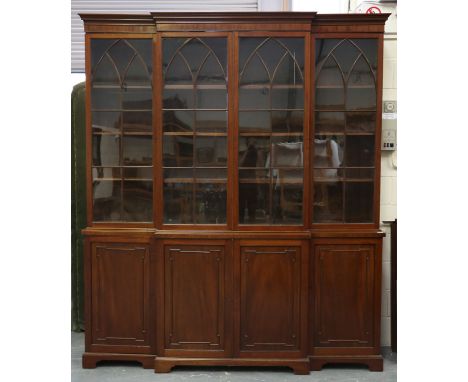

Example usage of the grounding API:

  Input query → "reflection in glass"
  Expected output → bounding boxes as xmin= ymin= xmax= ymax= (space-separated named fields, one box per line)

xmin=239 ymin=182 xmax=269 ymax=224
xmin=123 ymin=167 xmax=152 ymax=180
xmin=273 ymin=170 xmax=303 ymax=224
xmin=345 ymin=135 xmax=375 ymax=167
xmin=346 ymin=112 xmax=375 ymax=133
xmin=91 ymin=88 xmax=120 ymax=110
xmin=196 ymin=89 xmax=227 ymax=109
xmin=123 ymin=111 xmax=152 ymax=134
xmin=92 ymin=112 xmax=121 ymax=134
xmin=92 ymin=135 xmax=120 ymax=166
xmin=123 ymin=180 xmax=152 ymax=221
xmin=239 ymin=137 xmax=270 ymax=168
xmin=195 ymin=111 xmax=226 ymax=132
xmin=194 ymin=136 xmax=227 ymax=167
xmin=313 ymin=181 xmax=343 ymax=223
xmin=316 ymin=88 xmax=345 ymax=110
xmin=163 ymin=110 xmax=194 ymax=132
xmin=272 ymin=110 xmax=303 ymax=133
xmin=314 ymin=135 xmax=344 ymax=169
xmin=92 ymin=167 xmax=121 ymax=180
xmin=163 ymin=183 xmax=193 ymax=224
xmin=271 ymin=88 xmax=304 ymax=109
xmin=239 ymin=112 xmax=271 ymax=132
xmin=345 ymin=182 xmax=373 ymax=222
xmin=163 ymin=135 xmax=193 ymax=167
xmin=346 ymin=88 xmax=376 ymax=110
xmin=123 ymin=136 xmax=152 ymax=166
xmin=239 ymin=87 xmax=270 ymax=110
xmin=195 ymin=184 xmax=227 ymax=224
xmin=122 ymin=89 xmax=152 ymax=110
xmin=271 ymin=138 xmax=303 ymax=168
xmin=315 ymin=112 xmax=345 ymax=134
xmin=93 ymin=180 xmax=122 ymax=221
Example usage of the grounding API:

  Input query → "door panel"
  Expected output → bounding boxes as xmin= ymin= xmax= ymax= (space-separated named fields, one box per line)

xmin=164 ymin=243 xmax=228 ymax=354
xmin=91 ymin=243 xmax=150 ymax=352
xmin=314 ymin=244 xmax=374 ymax=347
xmin=239 ymin=245 xmax=301 ymax=352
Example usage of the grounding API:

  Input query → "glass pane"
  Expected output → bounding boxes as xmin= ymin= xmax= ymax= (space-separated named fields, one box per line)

xmin=271 ymin=138 xmax=303 ymax=168
xmin=239 ymin=87 xmax=270 ymax=110
xmin=239 ymin=53 xmax=270 ymax=85
xmin=198 ymin=54 xmax=226 ymax=84
xmin=93 ymin=180 xmax=121 ymax=221
xmin=163 ymin=110 xmax=194 ymax=132
xmin=345 ymin=135 xmax=375 ymax=167
xmin=163 ymin=183 xmax=193 ymax=224
xmin=196 ymin=89 xmax=227 ymax=109
xmin=123 ymin=180 xmax=152 ymax=221
xmin=164 ymin=53 xmax=193 ymax=84
xmin=92 ymin=167 xmax=121 ymax=180
xmin=129 ymin=39 xmax=153 ymax=73
xmin=124 ymin=58 xmax=151 ymax=86
xmin=92 ymin=112 xmax=121 ymax=134
xmin=163 ymin=135 xmax=193 ymax=167
xmin=313 ymin=181 xmax=343 ymax=223
xmin=91 ymin=88 xmax=120 ymax=110
xmin=163 ymin=89 xmax=194 ymax=109
xmin=91 ymin=39 xmax=116 ymax=69
xmin=272 ymin=55 xmax=302 ymax=85
xmin=316 ymin=57 xmax=344 ymax=87
xmin=271 ymin=88 xmax=303 ymax=109
xmin=239 ymin=136 xmax=270 ymax=168
xmin=123 ymin=167 xmax=152 ymax=180
xmin=345 ymin=182 xmax=373 ymax=223
xmin=108 ymin=40 xmax=135 ymax=77
xmin=195 ymin=168 xmax=227 ymax=182
xmin=332 ymin=40 xmax=360 ymax=75
xmin=92 ymin=54 xmax=120 ymax=85
xmin=315 ymin=112 xmax=345 ymax=134
xmin=346 ymin=112 xmax=375 ymax=133
xmin=123 ymin=111 xmax=152 ymax=134
xmin=239 ymin=170 xmax=270 ymax=225
xmin=348 ymin=55 xmax=375 ymax=87
xmin=92 ymin=135 xmax=120 ymax=166
xmin=346 ymin=168 xmax=374 ymax=181
xmin=316 ymin=88 xmax=345 ymax=110
xmin=352 ymin=39 xmax=378 ymax=71
xmin=122 ymin=135 xmax=152 ymax=166
xmin=346 ymin=88 xmax=376 ymax=111
xmin=194 ymin=136 xmax=227 ymax=167
xmin=122 ymin=89 xmax=152 ymax=110
xmin=314 ymin=135 xmax=344 ymax=168
xmin=195 ymin=111 xmax=226 ymax=132
xmin=272 ymin=169 xmax=303 ymax=224
xmin=195 ymin=183 xmax=226 ymax=224
xmin=272 ymin=110 xmax=303 ymax=133
xmin=239 ymin=112 xmax=271 ymax=132
xmin=314 ymin=168 xmax=344 ymax=182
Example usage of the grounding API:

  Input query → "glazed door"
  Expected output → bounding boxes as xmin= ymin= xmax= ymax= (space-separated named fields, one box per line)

xmin=237 ymin=240 xmax=307 ymax=357
xmin=313 ymin=243 xmax=376 ymax=349
xmin=90 ymin=242 xmax=151 ymax=353
xmin=161 ymin=241 xmax=232 ymax=357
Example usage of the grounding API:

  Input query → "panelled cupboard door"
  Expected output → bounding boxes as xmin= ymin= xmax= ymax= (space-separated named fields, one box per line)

xmin=163 ymin=242 xmax=230 ymax=356
xmin=314 ymin=244 xmax=375 ymax=348
xmin=90 ymin=243 xmax=151 ymax=353
xmin=239 ymin=243 xmax=303 ymax=354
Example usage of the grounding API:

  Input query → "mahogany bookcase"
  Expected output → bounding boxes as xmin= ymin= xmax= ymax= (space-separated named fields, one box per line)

xmin=80 ymin=12 xmax=389 ymax=375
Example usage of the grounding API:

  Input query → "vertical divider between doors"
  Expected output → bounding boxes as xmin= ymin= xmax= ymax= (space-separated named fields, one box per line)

xmin=154 ymin=33 xmax=163 ymax=229
xmin=309 ymin=35 xmax=316 ymax=228
xmin=303 ymin=33 xmax=311 ymax=229
xmin=231 ymin=32 xmax=240 ymax=230
xmin=85 ymin=34 xmax=93 ymax=226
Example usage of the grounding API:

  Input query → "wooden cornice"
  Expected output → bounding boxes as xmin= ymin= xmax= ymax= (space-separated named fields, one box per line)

xmin=79 ymin=12 xmax=390 ymax=33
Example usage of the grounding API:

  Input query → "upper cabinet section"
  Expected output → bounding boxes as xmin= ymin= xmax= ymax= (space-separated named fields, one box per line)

xmin=313 ymin=39 xmax=378 ymax=224
xmin=90 ymin=38 xmax=153 ymax=223
xmin=82 ymin=13 xmax=388 ymax=229
xmin=162 ymin=37 xmax=228 ymax=225
xmin=238 ymin=37 xmax=305 ymax=226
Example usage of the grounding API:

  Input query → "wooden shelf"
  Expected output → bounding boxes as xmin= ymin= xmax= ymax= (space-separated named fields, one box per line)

xmin=239 ymin=132 xmax=303 ymax=137
xmin=163 ymin=132 xmax=227 ymax=136
xmin=164 ymin=84 xmax=226 ymax=90
xmin=164 ymin=178 xmax=227 ymax=184
xmin=92 ymin=84 xmax=152 ymax=89
xmin=240 ymin=84 xmax=303 ymax=89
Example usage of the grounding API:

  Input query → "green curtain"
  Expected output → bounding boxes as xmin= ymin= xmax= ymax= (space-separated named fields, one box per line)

xmin=71 ymin=82 xmax=87 ymax=331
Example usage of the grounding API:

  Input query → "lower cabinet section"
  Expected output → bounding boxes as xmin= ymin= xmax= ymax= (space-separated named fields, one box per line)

xmin=89 ymin=242 xmax=151 ymax=354
xmin=160 ymin=241 xmax=230 ymax=357
xmin=83 ymin=234 xmax=383 ymax=374
xmin=310 ymin=239 xmax=383 ymax=371
xmin=238 ymin=242 xmax=304 ymax=354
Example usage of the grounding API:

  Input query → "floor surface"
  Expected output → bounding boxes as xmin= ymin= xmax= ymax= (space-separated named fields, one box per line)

xmin=72 ymin=332 xmax=397 ymax=382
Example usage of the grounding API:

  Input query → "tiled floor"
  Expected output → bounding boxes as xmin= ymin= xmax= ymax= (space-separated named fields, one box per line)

xmin=72 ymin=332 xmax=397 ymax=382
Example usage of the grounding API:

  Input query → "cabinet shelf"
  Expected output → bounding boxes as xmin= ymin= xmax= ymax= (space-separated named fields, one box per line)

xmin=240 ymin=84 xmax=303 ymax=89
xmin=239 ymin=132 xmax=303 ymax=137
xmin=163 ymin=132 xmax=227 ymax=137
xmin=92 ymin=84 xmax=152 ymax=89
xmin=164 ymin=84 xmax=226 ymax=90
xmin=164 ymin=178 xmax=227 ymax=184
